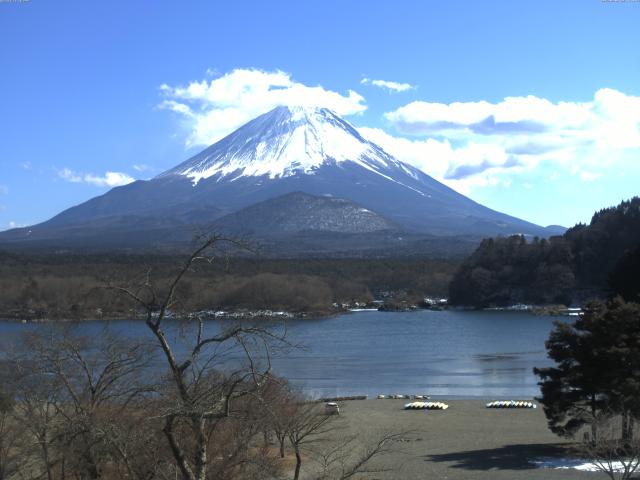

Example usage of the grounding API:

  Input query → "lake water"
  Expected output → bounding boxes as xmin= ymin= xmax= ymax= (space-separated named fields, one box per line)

xmin=0 ymin=310 xmax=561 ymax=399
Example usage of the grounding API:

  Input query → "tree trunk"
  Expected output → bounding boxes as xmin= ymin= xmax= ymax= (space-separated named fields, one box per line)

xmin=41 ymin=439 xmax=54 ymax=480
xmin=84 ymin=452 xmax=100 ymax=480
xmin=621 ymin=410 xmax=634 ymax=443
xmin=194 ymin=417 xmax=208 ymax=480
xmin=279 ymin=437 xmax=286 ymax=458
xmin=591 ymin=395 xmax=598 ymax=443
xmin=163 ymin=418 xmax=196 ymax=480
xmin=293 ymin=444 xmax=302 ymax=480
xmin=0 ymin=434 xmax=5 ymax=480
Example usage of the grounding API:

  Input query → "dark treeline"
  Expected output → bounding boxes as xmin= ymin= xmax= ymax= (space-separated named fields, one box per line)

xmin=0 ymin=252 xmax=457 ymax=320
xmin=450 ymin=197 xmax=640 ymax=307
xmin=449 ymin=235 xmax=575 ymax=307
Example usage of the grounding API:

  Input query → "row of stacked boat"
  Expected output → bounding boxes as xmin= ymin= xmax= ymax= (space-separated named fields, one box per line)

xmin=486 ymin=400 xmax=537 ymax=409
xmin=377 ymin=394 xmax=431 ymax=400
xmin=377 ymin=396 xmax=537 ymax=410
xmin=404 ymin=401 xmax=449 ymax=410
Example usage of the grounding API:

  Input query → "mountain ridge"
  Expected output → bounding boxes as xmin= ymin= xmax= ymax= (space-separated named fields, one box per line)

xmin=212 ymin=191 xmax=400 ymax=236
xmin=0 ymin=106 xmax=564 ymax=253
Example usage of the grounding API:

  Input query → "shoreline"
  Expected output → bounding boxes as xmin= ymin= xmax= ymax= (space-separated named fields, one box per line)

xmin=0 ymin=303 xmax=575 ymax=324
xmin=0 ymin=308 xmax=340 ymax=324
xmin=321 ymin=395 xmax=542 ymax=402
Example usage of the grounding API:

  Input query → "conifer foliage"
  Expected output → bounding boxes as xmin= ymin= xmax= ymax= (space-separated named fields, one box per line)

xmin=450 ymin=197 xmax=640 ymax=307
xmin=534 ymin=298 xmax=640 ymax=441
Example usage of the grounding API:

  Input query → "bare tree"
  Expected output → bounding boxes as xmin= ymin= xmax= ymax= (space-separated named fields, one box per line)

xmin=0 ymin=233 xmax=407 ymax=480
xmin=259 ymin=375 xmax=299 ymax=458
xmin=309 ymin=430 xmax=410 ymax=480
xmin=579 ymin=412 xmax=640 ymax=480
xmin=111 ymin=234 xmax=288 ymax=480
xmin=5 ymin=327 xmax=158 ymax=480
xmin=287 ymin=401 xmax=337 ymax=480
xmin=8 ymin=354 xmax=66 ymax=480
xmin=259 ymin=376 xmax=410 ymax=480
xmin=0 ymin=387 xmax=23 ymax=480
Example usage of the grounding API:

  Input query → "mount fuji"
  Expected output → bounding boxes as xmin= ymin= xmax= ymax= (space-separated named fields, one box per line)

xmin=0 ymin=106 xmax=563 ymax=253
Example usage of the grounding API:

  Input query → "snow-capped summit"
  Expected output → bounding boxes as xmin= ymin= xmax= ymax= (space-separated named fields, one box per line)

xmin=0 ymin=106 xmax=563 ymax=252
xmin=159 ymin=106 xmax=419 ymax=186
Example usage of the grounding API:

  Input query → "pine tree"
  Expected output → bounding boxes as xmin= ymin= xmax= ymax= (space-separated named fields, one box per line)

xmin=610 ymin=245 xmax=640 ymax=302
xmin=534 ymin=298 xmax=640 ymax=441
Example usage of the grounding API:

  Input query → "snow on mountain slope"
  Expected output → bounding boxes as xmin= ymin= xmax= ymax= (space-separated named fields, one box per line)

xmin=0 ymin=105 xmax=560 ymax=250
xmin=159 ymin=106 xmax=423 ymax=190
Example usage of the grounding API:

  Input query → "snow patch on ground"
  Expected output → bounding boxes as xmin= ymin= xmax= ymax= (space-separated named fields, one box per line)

xmin=532 ymin=457 xmax=639 ymax=472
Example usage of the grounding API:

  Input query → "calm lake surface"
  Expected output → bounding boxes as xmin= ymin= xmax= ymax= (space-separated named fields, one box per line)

xmin=0 ymin=310 xmax=561 ymax=399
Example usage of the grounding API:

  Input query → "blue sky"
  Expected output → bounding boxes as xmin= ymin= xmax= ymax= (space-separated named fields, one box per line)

xmin=1 ymin=0 xmax=639 ymax=230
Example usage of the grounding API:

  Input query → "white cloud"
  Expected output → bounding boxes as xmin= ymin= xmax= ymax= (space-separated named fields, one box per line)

xmin=58 ymin=168 xmax=135 ymax=187
xmin=358 ymin=127 xmax=452 ymax=179
xmin=58 ymin=168 xmax=83 ymax=183
xmin=159 ymin=70 xmax=636 ymax=200
xmin=378 ymin=88 xmax=640 ymax=194
xmin=133 ymin=164 xmax=152 ymax=173
xmin=385 ymin=88 xmax=640 ymax=150
xmin=8 ymin=221 xmax=26 ymax=229
xmin=84 ymin=172 xmax=135 ymax=187
xmin=571 ymin=165 xmax=602 ymax=183
xmin=385 ymin=95 xmax=592 ymax=135
xmin=578 ymin=171 xmax=601 ymax=182
xmin=160 ymin=68 xmax=367 ymax=147
xmin=358 ymin=127 xmax=526 ymax=194
xmin=0 ymin=185 xmax=8 ymax=195
xmin=361 ymin=77 xmax=415 ymax=93
xmin=205 ymin=67 xmax=219 ymax=77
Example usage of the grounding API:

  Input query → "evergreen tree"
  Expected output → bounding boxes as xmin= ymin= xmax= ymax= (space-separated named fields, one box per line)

xmin=610 ymin=245 xmax=640 ymax=302
xmin=449 ymin=197 xmax=640 ymax=307
xmin=534 ymin=298 xmax=640 ymax=441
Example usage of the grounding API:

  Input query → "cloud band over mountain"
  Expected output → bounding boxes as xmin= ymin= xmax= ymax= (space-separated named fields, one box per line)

xmin=159 ymin=68 xmax=640 ymax=198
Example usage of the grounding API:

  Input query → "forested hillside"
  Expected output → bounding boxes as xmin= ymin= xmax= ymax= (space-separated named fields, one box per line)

xmin=0 ymin=253 xmax=457 ymax=320
xmin=449 ymin=197 xmax=640 ymax=307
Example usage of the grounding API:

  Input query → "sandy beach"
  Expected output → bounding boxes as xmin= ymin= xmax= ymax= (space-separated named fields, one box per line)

xmin=313 ymin=399 xmax=597 ymax=479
